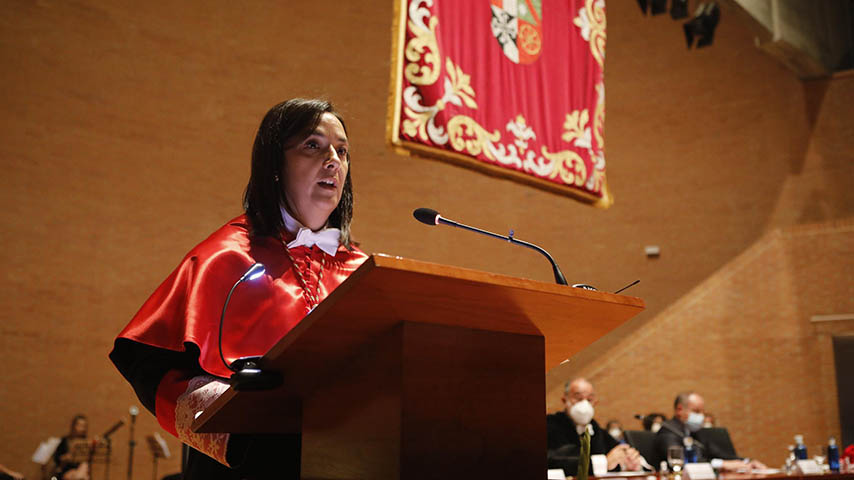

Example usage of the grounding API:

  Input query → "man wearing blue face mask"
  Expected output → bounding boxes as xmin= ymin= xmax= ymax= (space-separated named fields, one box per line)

xmin=653 ymin=392 xmax=767 ymax=471
xmin=547 ymin=378 xmax=643 ymax=475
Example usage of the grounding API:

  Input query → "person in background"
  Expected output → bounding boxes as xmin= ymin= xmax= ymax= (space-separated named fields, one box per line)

xmin=653 ymin=391 xmax=766 ymax=471
xmin=642 ymin=413 xmax=666 ymax=433
xmin=52 ymin=415 xmax=92 ymax=480
xmin=110 ymin=99 xmax=366 ymax=480
xmin=0 ymin=463 xmax=24 ymax=480
xmin=703 ymin=413 xmax=717 ymax=428
xmin=606 ymin=420 xmax=625 ymax=443
xmin=547 ymin=378 xmax=643 ymax=475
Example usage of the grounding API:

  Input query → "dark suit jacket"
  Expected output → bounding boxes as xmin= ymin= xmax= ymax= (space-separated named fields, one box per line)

xmin=653 ymin=418 xmax=740 ymax=467
xmin=547 ymin=412 xmax=619 ymax=474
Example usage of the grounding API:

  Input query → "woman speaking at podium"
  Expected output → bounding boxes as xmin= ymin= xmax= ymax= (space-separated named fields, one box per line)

xmin=110 ymin=99 xmax=367 ymax=479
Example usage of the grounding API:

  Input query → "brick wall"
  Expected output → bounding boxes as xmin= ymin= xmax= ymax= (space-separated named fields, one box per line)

xmin=0 ymin=1 xmax=852 ymax=478
xmin=548 ymin=220 xmax=854 ymax=466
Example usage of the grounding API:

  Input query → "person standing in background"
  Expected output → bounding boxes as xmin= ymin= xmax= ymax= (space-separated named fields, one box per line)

xmin=110 ymin=99 xmax=367 ymax=479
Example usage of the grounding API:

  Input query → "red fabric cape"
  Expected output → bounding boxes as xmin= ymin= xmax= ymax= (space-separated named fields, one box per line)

xmin=115 ymin=215 xmax=368 ymax=378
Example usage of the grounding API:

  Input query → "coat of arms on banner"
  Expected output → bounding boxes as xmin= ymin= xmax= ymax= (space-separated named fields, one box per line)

xmin=388 ymin=0 xmax=611 ymax=206
xmin=490 ymin=0 xmax=543 ymax=64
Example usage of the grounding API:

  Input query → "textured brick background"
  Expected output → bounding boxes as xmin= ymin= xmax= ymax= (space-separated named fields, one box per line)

xmin=549 ymin=220 xmax=854 ymax=467
xmin=1 ymin=1 xmax=852 ymax=478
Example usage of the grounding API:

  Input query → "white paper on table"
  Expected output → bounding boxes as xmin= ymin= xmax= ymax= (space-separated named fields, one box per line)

xmin=592 ymin=454 xmax=609 ymax=476
xmin=595 ymin=472 xmax=656 ymax=477
xmin=31 ymin=437 xmax=61 ymax=464
xmin=684 ymin=462 xmax=716 ymax=480
xmin=796 ymin=459 xmax=822 ymax=474
xmin=547 ymin=468 xmax=567 ymax=479
xmin=752 ymin=468 xmax=782 ymax=475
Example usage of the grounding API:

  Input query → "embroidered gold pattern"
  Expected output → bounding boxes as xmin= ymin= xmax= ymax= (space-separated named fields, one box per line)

xmin=561 ymin=109 xmax=591 ymax=145
xmin=573 ymin=0 xmax=606 ymax=68
xmin=403 ymin=1 xmax=441 ymax=86
xmin=399 ymin=0 xmax=606 ymax=197
xmin=447 ymin=115 xmax=500 ymax=160
xmin=541 ymin=147 xmax=588 ymax=187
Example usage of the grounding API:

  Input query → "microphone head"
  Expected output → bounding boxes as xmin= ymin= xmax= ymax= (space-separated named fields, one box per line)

xmin=129 ymin=405 xmax=139 ymax=416
xmin=413 ymin=208 xmax=440 ymax=226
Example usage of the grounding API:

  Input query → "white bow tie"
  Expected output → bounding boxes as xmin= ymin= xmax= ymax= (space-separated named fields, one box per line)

xmin=287 ymin=227 xmax=341 ymax=256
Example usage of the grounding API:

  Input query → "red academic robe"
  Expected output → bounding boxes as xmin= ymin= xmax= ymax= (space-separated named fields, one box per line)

xmin=110 ymin=214 xmax=367 ymax=468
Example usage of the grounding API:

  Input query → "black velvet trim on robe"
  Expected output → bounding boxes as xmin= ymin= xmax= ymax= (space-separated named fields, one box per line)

xmin=109 ymin=338 xmax=300 ymax=480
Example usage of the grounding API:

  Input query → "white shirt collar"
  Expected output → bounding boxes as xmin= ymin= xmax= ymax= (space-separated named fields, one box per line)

xmin=280 ymin=206 xmax=341 ymax=256
xmin=576 ymin=423 xmax=595 ymax=436
xmin=281 ymin=205 xmax=302 ymax=235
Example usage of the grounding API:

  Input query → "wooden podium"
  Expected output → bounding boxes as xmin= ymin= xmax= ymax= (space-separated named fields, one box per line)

xmin=193 ymin=254 xmax=644 ymax=479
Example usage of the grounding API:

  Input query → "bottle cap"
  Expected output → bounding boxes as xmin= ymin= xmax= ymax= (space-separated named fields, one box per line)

xmin=829 ymin=437 xmax=836 ymax=446
xmin=794 ymin=434 xmax=804 ymax=443
xmin=683 ymin=437 xmax=694 ymax=447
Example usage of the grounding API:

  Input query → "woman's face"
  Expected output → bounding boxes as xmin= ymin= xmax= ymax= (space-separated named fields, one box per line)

xmin=72 ymin=418 xmax=88 ymax=437
xmin=281 ymin=112 xmax=349 ymax=231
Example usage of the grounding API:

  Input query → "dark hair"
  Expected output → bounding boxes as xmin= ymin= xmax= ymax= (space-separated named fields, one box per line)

xmin=674 ymin=391 xmax=695 ymax=409
xmin=69 ymin=414 xmax=87 ymax=435
xmin=243 ymin=98 xmax=354 ymax=248
xmin=642 ymin=413 xmax=665 ymax=431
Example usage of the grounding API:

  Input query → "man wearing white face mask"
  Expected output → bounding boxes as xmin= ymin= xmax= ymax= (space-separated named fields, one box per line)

xmin=653 ymin=392 xmax=767 ymax=471
xmin=547 ymin=378 xmax=643 ymax=475
xmin=642 ymin=413 xmax=666 ymax=433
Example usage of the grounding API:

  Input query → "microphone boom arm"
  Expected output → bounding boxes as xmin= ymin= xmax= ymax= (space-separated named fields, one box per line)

xmin=101 ymin=419 xmax=125 ymax=439
xmin=436 ymin=216 xmax=568 ymax=286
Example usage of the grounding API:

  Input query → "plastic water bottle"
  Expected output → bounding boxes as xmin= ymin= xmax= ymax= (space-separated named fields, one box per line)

xmin=794 ymin=434 xmax=808 ymax=460
xmin=828 ymin=436 xmax=840 ymax=472
xmin=684 ymin=436 xmax=698 ymax=463
xmin=784 ymin=445 xmax=796 ymax=474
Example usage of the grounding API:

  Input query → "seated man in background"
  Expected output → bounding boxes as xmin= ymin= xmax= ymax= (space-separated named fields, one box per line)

xmin=548 ymin=378 xmax=643 ymax=475
xmin=606 ymin=419 xmax=625 ymax=443
xmin=703 ymin=412 xmax=717 ymax=428
xmin=654 ymin=391 xmax=766 ymax=471
xmin=642 ymin=412 xmax=666 ymax=432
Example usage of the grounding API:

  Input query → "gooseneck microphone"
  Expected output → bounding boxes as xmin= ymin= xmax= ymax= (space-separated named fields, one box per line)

xmin=413 ymin=207 xmax=568 ymax=285
xmin=218 ymin=263 xmax=283 ymax=391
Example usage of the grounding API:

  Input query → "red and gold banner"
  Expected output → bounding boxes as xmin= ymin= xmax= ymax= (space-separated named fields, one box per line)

xmin=388 ymin=0 xmax=610 ymax=206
